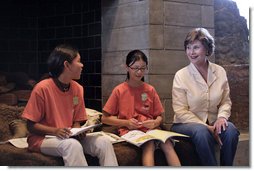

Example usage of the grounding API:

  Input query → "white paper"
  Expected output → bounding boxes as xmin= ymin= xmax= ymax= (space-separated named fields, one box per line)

xmin=45 ymin=123 xmax=102 ymax=138
xmin=8 ymin=137 xmax=28 ymax=148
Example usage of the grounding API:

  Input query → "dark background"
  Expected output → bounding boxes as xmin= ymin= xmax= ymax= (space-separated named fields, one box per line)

xmin=0 ymin=0 xmax=102 ymax=111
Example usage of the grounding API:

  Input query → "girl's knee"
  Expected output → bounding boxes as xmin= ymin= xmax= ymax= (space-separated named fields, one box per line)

xmin=60 ymin=138 xmax=83 ymax=154
xmin=142 ymin=141 xmax=155 ymax=151
xmin=161 ymin=140 xmax=174 ymax=151
xmin=65 ymin=139 xmax=82 ymax=149
xmin=95 ymin=136 xmax=112 ymax=149
xmin=166 ymin=139 xmax=174 ymax=148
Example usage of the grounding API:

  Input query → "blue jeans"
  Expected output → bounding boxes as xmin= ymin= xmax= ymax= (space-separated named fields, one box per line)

xmin=171 ymin=122 xmax=239 ymax=166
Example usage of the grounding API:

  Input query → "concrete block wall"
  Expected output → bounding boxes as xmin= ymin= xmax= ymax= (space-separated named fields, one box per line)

xmin=102 ymin=0 xmax=214 ymax=129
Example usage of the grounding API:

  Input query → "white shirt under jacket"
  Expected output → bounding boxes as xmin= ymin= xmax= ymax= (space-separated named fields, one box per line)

xmin=172 ymin=61 xmax=232 ymax=125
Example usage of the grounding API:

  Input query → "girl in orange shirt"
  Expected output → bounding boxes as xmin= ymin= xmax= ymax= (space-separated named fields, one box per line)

xmin=22 ymin=44 xmax=118 ymax=166
xmin=102 ymin=50 xmax=181 ymax=166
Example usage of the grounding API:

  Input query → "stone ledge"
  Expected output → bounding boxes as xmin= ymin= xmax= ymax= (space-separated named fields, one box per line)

xmin=233 ymin=131 xmax=249 ymax=166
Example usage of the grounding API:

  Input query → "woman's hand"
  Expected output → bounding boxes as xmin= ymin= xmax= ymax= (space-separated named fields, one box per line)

xmin=213 ymin=117 xmax=228 ymax=134
xmin=71 ymin=121 xmax=87 ymax=140
xmin=207 ymin=125 xmax=223 ymax=148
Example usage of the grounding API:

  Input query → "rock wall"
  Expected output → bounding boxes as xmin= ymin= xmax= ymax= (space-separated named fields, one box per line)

xmin=214 ymin=0 xmax=249 ymax=130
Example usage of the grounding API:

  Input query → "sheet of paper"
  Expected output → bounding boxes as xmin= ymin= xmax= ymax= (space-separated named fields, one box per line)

xmin=45 ymin=123 xmax=102 ymax=138
xmin=8 ymin=137 xmax=28 ymax=148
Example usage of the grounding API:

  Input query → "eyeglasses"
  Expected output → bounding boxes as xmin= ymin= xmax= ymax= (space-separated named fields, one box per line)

xmin=128 ymin=66 xmax=148 ymax=72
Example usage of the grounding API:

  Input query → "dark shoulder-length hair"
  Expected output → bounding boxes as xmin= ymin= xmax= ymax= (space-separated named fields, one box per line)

xmin=184 ymin=28 xmax=215 ymax=57
xmin=47 ymin=44 xmax=79 ymax=78
xmin=126 ymin=49 xmax=148 ymax=81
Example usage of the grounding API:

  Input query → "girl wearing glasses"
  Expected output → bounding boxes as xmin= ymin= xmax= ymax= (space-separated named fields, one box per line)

xmin=102 ymin=50 xmax=181 ymax=166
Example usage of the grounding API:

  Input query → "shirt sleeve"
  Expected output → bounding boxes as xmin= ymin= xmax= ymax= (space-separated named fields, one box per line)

xmin=103 ymin=88 xmax=119 ymax=116
xmin=22 ymin=85 xmax=45 ymax=122
xmin=217 ymin=69 xmax=232 ymax=120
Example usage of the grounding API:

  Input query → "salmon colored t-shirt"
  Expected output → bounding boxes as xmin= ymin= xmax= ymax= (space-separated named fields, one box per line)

xmin=103 ymin=82 xmax=164 ymax=136
xmin=22 ymin=78 xmax=87 ymax=152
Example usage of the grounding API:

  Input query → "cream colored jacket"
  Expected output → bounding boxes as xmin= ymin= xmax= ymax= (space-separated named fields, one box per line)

xmin=172 ymin=62 xmax=231 ymax=125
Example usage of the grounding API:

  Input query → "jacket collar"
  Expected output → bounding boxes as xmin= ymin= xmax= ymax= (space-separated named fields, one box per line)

xmin=189 ymin=61 xmax=217 ymax=87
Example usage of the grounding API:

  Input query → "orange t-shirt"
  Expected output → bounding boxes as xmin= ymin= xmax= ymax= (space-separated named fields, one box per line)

xmin=103 ymin=82 xmax=164 ymax=136
xmin=22 ymin=78 xmax=87 ymax=152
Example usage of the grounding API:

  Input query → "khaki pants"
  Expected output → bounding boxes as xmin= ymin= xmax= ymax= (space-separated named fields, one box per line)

xmin=41 ymin=134 xmax=118 ymax=166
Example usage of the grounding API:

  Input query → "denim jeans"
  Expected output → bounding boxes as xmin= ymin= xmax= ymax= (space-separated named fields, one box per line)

xmin=171 ymin=122 xmax=239 ymax=166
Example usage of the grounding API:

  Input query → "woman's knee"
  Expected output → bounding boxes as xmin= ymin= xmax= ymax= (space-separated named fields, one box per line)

xmin=189 ymin=125 xmax=215 ymax=144
xmin=192 ymin=125 xmax=211 ymax=137
xmin=172 ymin=123 xmax=209 ymax=136
xmin=224 ymin=122 xmax=240 ymax=138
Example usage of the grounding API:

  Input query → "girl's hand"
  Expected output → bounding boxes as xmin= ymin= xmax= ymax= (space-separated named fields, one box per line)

xmin=74 ymin=131 xmax=87 ymax=141
xmin=55 ymin=127 xmax=71 ymax=139
xmin=127 ymin=118 xmax=142 ymax=130
xmin=141 ymin=119 xmax=157 ymax=129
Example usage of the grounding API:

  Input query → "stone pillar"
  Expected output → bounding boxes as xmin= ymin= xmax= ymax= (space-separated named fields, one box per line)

xmin=101 ymin=0 xmax=150 ymax=99
xmin=101 ymin=0 xmax=214 ymax=129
